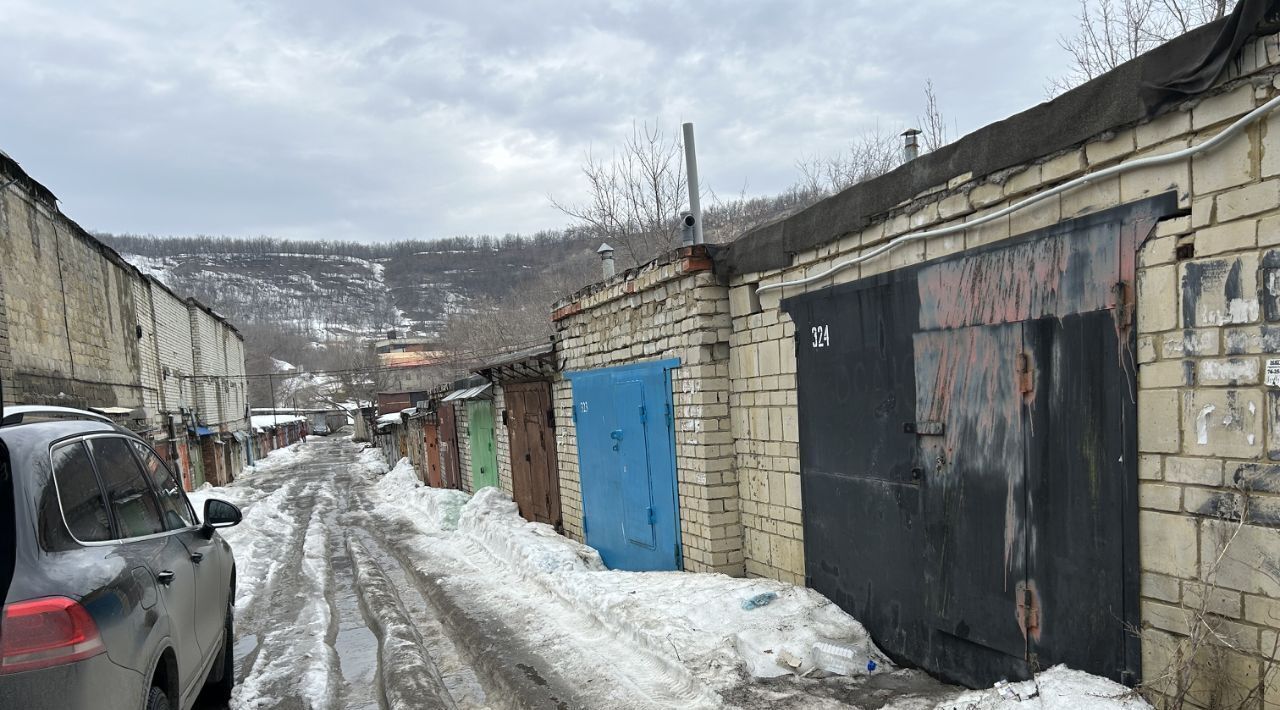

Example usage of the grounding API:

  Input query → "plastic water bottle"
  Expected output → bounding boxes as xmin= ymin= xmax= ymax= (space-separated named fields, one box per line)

xmin=812 ymin=641 xmax=879 ymax=675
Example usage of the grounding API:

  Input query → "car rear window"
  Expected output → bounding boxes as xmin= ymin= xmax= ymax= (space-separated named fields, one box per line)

xmin=50 ymin=442 xmax=113 ymax=543
xmin=88 ymin=437 xmax=165 ymax=539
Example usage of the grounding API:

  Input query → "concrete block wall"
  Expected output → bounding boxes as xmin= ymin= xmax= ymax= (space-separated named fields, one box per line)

xmin=0 ymin=179 xmax=143 ymax=410
xmin=725 ymin=33 xmax=1280 ymax=706
xmin=551 ymin=248 xmax=742 ymax=575
xmin=0 ymin=234 xmax=12 ymax=407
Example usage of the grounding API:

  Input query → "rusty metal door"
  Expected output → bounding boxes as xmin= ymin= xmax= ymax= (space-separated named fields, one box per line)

xmin=914 ymin=323 xmax=1030 ymax=663
xmin=784 ymin=196 xmax=1171 ymax=687
xmin=438 ymin=403 xmax=462 ymax=490
xmin=504 ymin=381 xmax=562 ymax=530
xmin=424 ymin=416 xmax=443 ymax=487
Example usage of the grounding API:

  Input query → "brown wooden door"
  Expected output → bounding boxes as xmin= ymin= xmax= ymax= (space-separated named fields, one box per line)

xmin=438 ymin=403 xmax=462 ymax=490
xmin=424 ymin=418 xmax=443 ymax=487
xmin=504 ymin=382 xmax=562 ymax=530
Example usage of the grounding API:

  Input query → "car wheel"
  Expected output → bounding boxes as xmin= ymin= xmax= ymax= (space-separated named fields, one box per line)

xmin=201 ymin=600 xmax=235 ymax=701
xmin=145 ymin=686 xmax=169 ymax=710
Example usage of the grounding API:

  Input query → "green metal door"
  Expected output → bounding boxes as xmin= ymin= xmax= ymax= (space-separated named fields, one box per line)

xmin=467 ymin=400 xmax=499 ymax=490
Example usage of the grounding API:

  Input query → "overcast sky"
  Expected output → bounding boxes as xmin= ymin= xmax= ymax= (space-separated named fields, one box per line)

xmin=0 ymin=1 xmax=1080 ymax=242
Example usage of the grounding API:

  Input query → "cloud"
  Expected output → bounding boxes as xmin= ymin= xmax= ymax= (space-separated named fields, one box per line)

xmin=0 ymin=0 xmax=1078 ymax=241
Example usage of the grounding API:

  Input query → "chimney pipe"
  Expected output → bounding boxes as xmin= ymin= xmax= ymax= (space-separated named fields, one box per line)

xmin=597 ymin=242 xmax=616 ymax=279
xmin=902 ymin=128 xmax=921 ymax=163
xmin=682 ymin=122 xmax=704 ymax=245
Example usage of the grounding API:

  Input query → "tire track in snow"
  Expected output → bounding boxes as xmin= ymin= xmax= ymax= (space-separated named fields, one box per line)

xmin=345 ymin=534 xmax=459 ymax=710
xmin=347 ymin=474 xmax=720 ymax=710
xmin=232 ymin=481 xmax=340 ymax=710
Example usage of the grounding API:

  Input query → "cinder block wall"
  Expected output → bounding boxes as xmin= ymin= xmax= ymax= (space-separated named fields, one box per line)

xmin=551 ymin=247 xmax=742 ymax=576
xmin=726 ymin=32 xmax=1280 ymax=706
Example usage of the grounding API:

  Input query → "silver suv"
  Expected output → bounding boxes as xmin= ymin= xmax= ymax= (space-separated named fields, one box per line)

xmin=0 ymin=407 xmax=242 ymax=710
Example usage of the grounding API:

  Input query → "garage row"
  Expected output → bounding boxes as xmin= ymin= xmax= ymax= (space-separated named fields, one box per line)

xmin=366 ymin=17 xmax=1280 ymax=699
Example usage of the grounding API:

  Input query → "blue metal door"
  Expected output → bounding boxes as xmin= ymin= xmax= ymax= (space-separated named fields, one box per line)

xmin=568 ymin=359 xmax=680 ymax=571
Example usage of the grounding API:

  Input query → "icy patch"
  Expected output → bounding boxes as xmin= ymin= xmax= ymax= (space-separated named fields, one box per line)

xmin=922 ymin=665 xmax=1149 ymax=710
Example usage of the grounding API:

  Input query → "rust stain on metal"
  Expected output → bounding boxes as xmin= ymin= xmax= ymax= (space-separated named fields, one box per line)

xmin=916 ymin=230 xmax=1119 ymax=331
xmin=1015 ymin=580 xmax=1042 ymax=644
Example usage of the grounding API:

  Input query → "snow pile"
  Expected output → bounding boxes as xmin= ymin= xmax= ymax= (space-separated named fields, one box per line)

xmin=457 ymin=487 xmax=883 ymax=686
xmin=355 ymin=446 xmax=390 ymax=475
xmin=197 ymin=482 xmax=301 ymax=612
xmin=369 ymin=474 xmax=1150 ymax=709
xmin=368 ymin=458 xmax=469 ymax=532
xmin=459 ymin=488 xmax=606 ymax=574
xmin=926 ymin=666 xmax=1150 ymax=710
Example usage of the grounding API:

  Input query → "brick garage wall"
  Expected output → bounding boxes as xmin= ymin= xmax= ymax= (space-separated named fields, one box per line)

xmin=455 ymin=401 xmax=473 ymax=494
xmin=727 ymin=33 xmax=1280 ymax=706
xmin=492 ymin=384 xmax=514 ymax=496
xmin=218 ymin=329 xmax=248 ymax=434
xmin=150 ymin=279 xmax=195 ymax=413
xmin=189 ymin=305 xmax=220 ymax=423
xmin=0 ymin=178 xmax=143 ymax=410
xmin=552 ymin=247 xmax=741 ymax=575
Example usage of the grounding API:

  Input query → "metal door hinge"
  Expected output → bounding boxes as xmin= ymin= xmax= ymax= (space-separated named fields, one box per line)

xmin=1016 ymin=582 xmax=1041 ymax=642
xmin=1113 ymin=280 xmax=1134 ymax=328
xmin=1016 ymin=352 xmax=1034 ymax=395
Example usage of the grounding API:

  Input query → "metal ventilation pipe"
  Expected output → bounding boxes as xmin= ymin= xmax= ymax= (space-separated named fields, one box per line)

xmin=598 ymin=242 xmax=616 ymax=279
xmin=902 ymin=128 xmax=921 ymax=162
xmin=679 ymin=212 xmax=696 ymax=247
xmin=682 ymin=122 xmax=704 ymax=245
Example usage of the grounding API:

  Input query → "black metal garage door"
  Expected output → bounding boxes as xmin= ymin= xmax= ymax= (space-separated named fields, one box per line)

xmin=782 ymin=195 xmax=1174 ymax=687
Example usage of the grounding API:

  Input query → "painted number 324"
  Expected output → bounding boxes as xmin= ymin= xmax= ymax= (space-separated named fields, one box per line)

xmin=810 ymin=324 xmax=831 ymax=348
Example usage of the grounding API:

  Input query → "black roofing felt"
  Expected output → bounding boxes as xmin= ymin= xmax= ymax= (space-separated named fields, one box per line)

xmin=718 ymin=0 xmax=1280 ymax=279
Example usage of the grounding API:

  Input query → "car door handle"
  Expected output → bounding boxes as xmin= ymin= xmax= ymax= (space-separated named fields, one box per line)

xmin=156 ymin=570 xmax=176 ymax=586
xmin=190 ymin=552 xmax=204 ymax=564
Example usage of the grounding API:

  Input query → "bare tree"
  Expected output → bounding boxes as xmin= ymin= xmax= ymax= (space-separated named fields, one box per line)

xmin=918 ymin=79 xmax=950 ymax=153
xmin=550 ymin=121 xmax=688 ymax=266
xmin=796 ymin=123 xmax=902 ymax=198
xmin=1051 ymin=0 xmax=1235 ymax=94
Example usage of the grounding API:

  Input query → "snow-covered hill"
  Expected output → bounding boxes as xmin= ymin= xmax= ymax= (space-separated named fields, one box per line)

xmin=104 ymin=234 xmax=601 ymax=343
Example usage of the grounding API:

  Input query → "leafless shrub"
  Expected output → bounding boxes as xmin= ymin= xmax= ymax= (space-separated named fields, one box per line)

xmin=550 ymin=121 xmax=688 ymax=267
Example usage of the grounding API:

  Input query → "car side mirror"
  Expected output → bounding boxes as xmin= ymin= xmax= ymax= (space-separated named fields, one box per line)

xmin=202 ymin=498 xmax=242 ymax=537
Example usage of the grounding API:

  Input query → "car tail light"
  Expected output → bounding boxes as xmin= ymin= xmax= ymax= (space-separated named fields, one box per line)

xmin=0 ymin=597 xmax=106 ymax=674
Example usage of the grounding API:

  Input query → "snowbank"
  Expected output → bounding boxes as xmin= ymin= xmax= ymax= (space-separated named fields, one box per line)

xmin=925 ymin=666 xmax=1149 ymax=710
xmin=458 ymin=488 xmax=882 ymax=684
xmin=368 ymin=474 xmax=1152 ymax=710
xmin=366 ymin=458 xmax=469 ymax=532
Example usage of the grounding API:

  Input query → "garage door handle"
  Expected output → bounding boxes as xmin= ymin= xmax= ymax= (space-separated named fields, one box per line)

xmin=190 ymin=552 xmax=204 ymax=564
xmin=157 ymin=570 xmax=176 ymax=586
